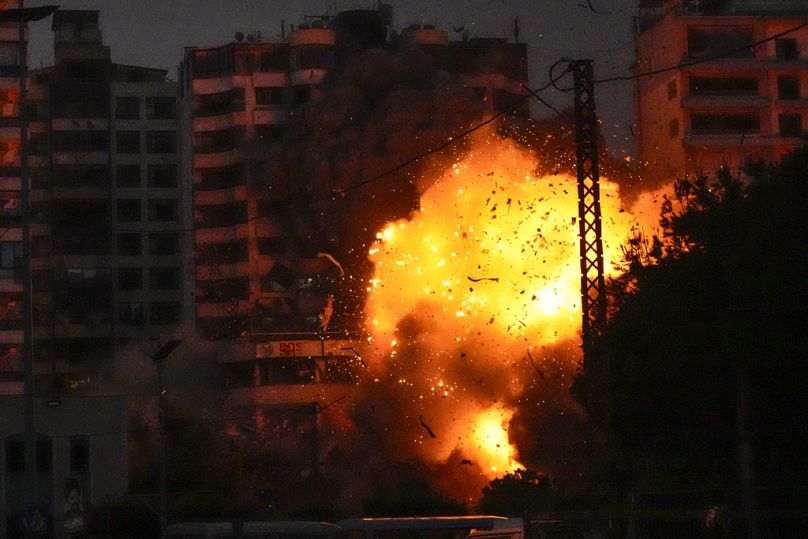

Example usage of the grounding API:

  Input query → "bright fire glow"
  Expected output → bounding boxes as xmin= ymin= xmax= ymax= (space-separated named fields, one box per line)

xmin=471 ymin=408 xmax=518 ymax=473
xmin=362 ymin=129 xmax=647 ymax=490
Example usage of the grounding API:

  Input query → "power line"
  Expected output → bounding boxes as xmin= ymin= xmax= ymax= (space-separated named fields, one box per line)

xmin=16 ymin=22 xmax=808 ymax=237
xmin=595 ymin=21 xmax=808 ymax=86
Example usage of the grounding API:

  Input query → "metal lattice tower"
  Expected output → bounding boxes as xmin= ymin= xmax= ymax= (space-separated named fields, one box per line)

xmin=573 ymin=60 xmax=607 ymax=367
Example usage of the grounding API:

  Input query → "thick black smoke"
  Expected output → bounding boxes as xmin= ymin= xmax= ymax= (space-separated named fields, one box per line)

xmin=267 ymin=47 xmax=484 ymax=318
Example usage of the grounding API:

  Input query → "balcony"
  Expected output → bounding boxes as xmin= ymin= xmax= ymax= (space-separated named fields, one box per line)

xmin=682 ymin=95 xmax=769 ymax=109
xmin=193 ymin=147 xmax=243 ymax=169
xmin=684 ymin=132 xmax=802 ymax=147
xmin=289 ymin=68 xmax=328 ymax=86
xmin=192 ymin=76 xmax=234 ymax=95
xmin=253 ymin=108 xmax=287 ymax=125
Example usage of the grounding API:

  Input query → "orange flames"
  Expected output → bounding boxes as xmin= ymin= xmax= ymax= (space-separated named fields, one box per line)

xmin=362 ymin=128 xmax=651 ymax=495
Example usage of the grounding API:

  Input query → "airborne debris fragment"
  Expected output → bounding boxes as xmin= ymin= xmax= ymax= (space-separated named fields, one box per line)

xmin=419 ymin=415 xmax=437 ymax=438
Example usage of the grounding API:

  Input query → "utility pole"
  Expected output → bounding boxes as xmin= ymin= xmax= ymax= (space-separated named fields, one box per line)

xmin=573 ymin=59 xmax=607 ymax=368
xmin=152 ymin=339 xmax=182 ymax=538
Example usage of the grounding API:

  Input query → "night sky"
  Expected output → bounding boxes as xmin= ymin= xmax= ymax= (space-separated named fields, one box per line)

xmin=25 ymin=0 xmax=638 ymax=154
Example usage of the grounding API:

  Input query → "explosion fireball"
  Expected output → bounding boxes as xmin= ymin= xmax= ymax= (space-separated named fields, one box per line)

xmin=360 ymin=129 xmax=643 ymax=497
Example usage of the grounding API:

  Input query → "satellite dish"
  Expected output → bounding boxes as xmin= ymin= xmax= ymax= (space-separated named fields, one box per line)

xmin=235 ymin=32 xmax=245 ymax=42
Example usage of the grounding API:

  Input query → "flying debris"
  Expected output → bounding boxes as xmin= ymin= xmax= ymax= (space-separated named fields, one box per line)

xmin=419 ymin=415 xmax=437 ymax=438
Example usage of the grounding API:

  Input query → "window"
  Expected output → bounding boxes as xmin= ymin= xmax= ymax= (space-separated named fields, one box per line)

xmin=148 ymin=233 xmax=178 ymax=256
xmin=667 ymin=79 xmax=677 ymax=100
xmin=0 ymin=190 xmax=20 ymax=214
xmin=669 ymin=117 xmax=680 ymax=138
xmin=194 ymin=89 xmax=235 ymax=117
xmin=118 ymin=267 xmax=142 ymax=291
xmin=260 ymin=44 xmax=288 ymax=70
xmin=687 ymin=27 xmax=753 ymax=59
xmin=36 ymin=438 xmax=52 ymax=473
xmin=261 ymin=263 xmax=293 ymax=292
xmin=52 ymin=200 xmax=111 ymax=255
xmin=0 ymin=292 xmax=21 ymax=329
xmin=0 ymin=241 xmax=21 ymax=279
xmin=119 ymin=302 xmax=144 ymax=326
xmin=116 ymin=131 xmax=140 ymax=154
xmin=147 ymin=199 xmax=178 ymax=221
xmin=779 ymin=113 xmax=802 ymax=137
xmin=147 ymin=164 xmax=177 ymax=188
xmin=52 ymin=131 xmax=108 ymax=153
xmin=149 ymin=267 xmax=180 ymax=290
xmin=145 ymin=96 xmax=176 ymax=119
xmin=193 ymin=46 xmax=233 ymax=78
xmin=690 ymin=113 xmax=760 ymax=134
xmin=150 ymin=301 xmax=180 ymax=325
xmin=117 ymin=233 xmax=142 ymax=255
xmin=778 ymin=76 xmax=800 ymax=100
xmin=5 ymin=439 xmax=24 ymax=473
xmin=52 ymin=165 xmax=109 ymax=189
xmin=290 ymin=44 xmax=335 ymax=70
xmin=197 ymin=240 xmax=248 ymax=264
xmin=117 ymin=199 xmax=141 ymax=222
xmin=776 ymin=38 xmax=799 ymax=60
xmin=29 ymin=133 xmax=49 ymax=155
xmin=195 ymin=201 xmax=247 ymax=228
xmin=193 ymin=126 xmax=243 ymax=153
xmin=116 ymin=164 xmax=140 ymax=187
xmin=197 ymin=163 xmax=245 ymax=190
xmin=115 ymin=96 xmax=140 ymax=119
xmin=69 ymin=437 xmax=90 ymax=473
xmin=689 ymin=77 xmax=758 ymax=96
xmin=255 ymin=87 xmax=283 ymax=106
xmin=146 ymin=131 xmax=176 ymax=154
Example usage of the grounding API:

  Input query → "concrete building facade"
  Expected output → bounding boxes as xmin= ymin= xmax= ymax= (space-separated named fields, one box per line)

xmin=0 ymin=17 xmax=25 ymax=397
xmin=178 ymin=6 xmax=529 ymax=484
xmin=0 ymin=395 xmax=127 ymax=537
xmin=179 ymin=7 xmax=528 ymax=343
xmin=635 ymin=0 xmax=808 ymax=182
xmin=24 ymin=10 xmax=191 ymax=394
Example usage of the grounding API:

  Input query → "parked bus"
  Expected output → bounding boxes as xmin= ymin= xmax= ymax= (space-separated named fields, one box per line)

xmin=164 ymin=520 xmax=343 ymax=539
xmin=336 ymin=516 xmax=518 ymax=539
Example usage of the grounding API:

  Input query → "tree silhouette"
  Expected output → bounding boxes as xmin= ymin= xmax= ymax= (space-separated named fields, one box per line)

xmin=575 ymin=148 xmax=808 ymax=525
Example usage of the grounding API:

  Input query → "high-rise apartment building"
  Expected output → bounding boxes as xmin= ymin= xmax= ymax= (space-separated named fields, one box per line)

xmin=180 ymin=7 xmax=528 ymax=344
xmin=0 ymin=17 xmax=25 ymax=395
xmin=19 ymin=10 xmax=190 ymax=393
xmin=635 ymin=0 xmax=808 ymax=182
xmin=178 ymin=6 xmax=529 ymax=482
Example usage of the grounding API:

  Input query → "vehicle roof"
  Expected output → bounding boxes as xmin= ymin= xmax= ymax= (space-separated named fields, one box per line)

xmin=336 ymin=516 xmax=510 ymax=531
xmin=242 ymin=521 xmax=343 ymax=534
xmin=166 ymin=521 xmax=341 ymax=534
xmin=165 ymin=522 xmax=232 ymax=533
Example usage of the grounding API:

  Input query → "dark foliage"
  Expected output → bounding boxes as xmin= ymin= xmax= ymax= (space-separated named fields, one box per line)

xmin=477 ymin=469 xmax=557 ymax=517
xmin=575 ymin=149 xmax=808 ymax=510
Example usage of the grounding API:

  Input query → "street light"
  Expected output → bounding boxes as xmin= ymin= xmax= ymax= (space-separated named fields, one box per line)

xmin=152 ymin=339 xmax=182 ymax=537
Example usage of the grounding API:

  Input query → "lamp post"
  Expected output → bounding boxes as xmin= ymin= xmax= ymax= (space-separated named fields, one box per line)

xmin=152 ymin=339 xmax=181 ymax=538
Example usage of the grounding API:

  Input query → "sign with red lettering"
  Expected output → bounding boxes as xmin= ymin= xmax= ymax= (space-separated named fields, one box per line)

xmin=256 ymin=339 xmax=359 ymax=359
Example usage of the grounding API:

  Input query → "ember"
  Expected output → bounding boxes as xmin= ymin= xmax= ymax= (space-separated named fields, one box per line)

xmin=358 ymin=128 xmax=650 ymax=498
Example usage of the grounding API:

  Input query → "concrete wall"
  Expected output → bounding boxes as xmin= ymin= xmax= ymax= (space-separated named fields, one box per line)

xmin=0 ymin=395 xmax=127 ymax=536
